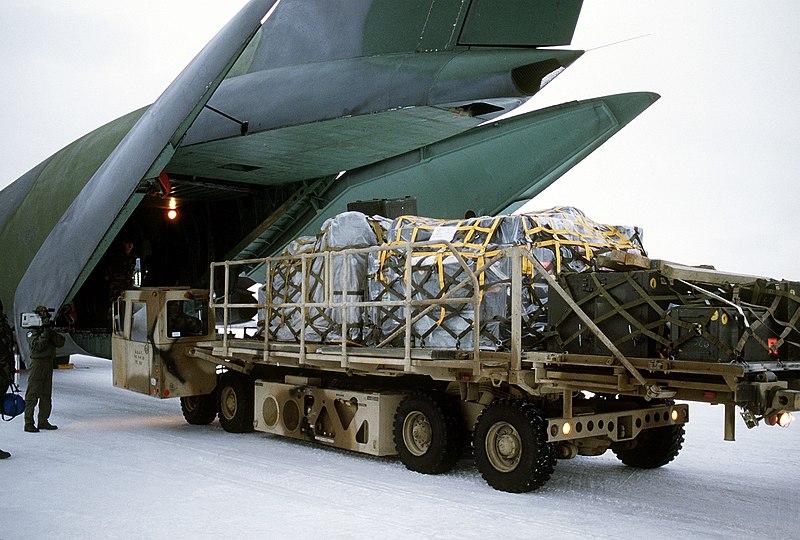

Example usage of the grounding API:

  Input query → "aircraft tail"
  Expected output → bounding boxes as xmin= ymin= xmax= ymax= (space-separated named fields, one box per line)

xmin=231 ymin=0 xmax=584 ymax=74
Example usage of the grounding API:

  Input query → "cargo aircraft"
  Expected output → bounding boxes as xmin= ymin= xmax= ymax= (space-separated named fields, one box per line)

xmin=0 ymin=0 xmax=657 ymax=360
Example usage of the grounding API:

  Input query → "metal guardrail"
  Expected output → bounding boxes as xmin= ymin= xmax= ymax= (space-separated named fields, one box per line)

xmin=207 ymin=243 xmax=670 ymax=386
xmin=209 ymin=239 xmax=504 ymax=373
xmin=208 ymin=242 xmax=797 ymax=397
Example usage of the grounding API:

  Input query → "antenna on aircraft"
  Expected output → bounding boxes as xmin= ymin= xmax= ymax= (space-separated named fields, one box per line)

xmin=586 ymin=34 xmax=652 ymax=52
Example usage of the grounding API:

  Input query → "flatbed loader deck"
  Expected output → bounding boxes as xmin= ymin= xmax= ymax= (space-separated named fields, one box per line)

xmin=188 ymin=335 xmax=791 ymax=439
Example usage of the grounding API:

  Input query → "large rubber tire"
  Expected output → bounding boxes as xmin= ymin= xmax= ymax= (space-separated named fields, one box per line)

xmin=473 ymin=399 xmax=556 ymax=493
xmin=394 ymin=392 xmax=465 ymax=474
xmin=612 ymin=424 xmax=685 ymax=469
xmin=217 ymin=371 xmax=254 ymax=433
xmin=180 ymin=393 xmax=217 ymax=425
xmin=439 ymin=393 xmax=468 ymax=461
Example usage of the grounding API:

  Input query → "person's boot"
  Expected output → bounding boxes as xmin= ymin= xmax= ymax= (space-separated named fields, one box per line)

xmin=38 ymin=421 xmax=58 ymax=430
xmin=0 ymin=449 xmax=10 ymax=459
xmin=24 ymin=424 xmax=39 ymax=433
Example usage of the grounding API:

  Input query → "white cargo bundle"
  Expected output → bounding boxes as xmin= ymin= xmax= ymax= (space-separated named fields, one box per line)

xmin=265 ymin=207 xmax=645 ymax=350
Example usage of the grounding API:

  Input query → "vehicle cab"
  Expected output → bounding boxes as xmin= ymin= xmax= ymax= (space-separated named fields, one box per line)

xmin=111 ymin=288 xmax=216 ymax=398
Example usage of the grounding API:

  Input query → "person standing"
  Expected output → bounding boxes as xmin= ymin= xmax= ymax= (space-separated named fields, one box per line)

xmin=0 ymin=300 xmax=15 ymax=457
xmin=24 ymin=306 xmax=64 ymax=433
xmin=106 ymin=238 xmax=137 ymax=304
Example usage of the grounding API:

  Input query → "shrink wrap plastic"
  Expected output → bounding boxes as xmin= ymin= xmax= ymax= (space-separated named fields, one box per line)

xmin=267 ymin=212 xmax=390 ymax=342
xmin=369 ymin=207 xmax=644 ymax=350
xmin=266 ymin=207 xmax=644 ymax=350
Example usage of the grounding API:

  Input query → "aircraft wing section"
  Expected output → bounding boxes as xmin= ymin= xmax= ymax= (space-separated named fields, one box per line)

xmin=12 ymin=0 xmax=277 ymax=347
xmin=236 ymin=92 xmax=659 ymax=263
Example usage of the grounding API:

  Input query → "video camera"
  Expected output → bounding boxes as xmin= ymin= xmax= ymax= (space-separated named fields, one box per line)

xmin=20 ymin=308 xmax=55 ymax=329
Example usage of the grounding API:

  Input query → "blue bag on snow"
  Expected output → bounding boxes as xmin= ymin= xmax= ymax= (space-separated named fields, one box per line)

xmin=3 ymin=384 xmax=25 ymax=420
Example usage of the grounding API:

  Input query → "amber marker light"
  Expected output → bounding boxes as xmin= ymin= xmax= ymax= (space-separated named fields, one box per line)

xmin=562 ymin=422 xmax=572 ymax=436
xmin=166 ymin=197 xmax=179 ymax=220
xmin=671 ymin=409 xmax=679 ymax=421
xmin=777 ymin=412 xmax=795 ymax=428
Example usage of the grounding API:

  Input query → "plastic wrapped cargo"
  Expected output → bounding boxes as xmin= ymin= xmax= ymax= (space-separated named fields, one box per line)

xmin=264 ymin=206 xmax=645 ymax=350
xmin=266 ymin=236 xmax=317 ymax=342
xmin=365 ymin=248 xmax=510 ymax=349
xmin=266 ymin=212 xmax=390 ymax=343
xmin=367 ymin=207 xmax=646 ymax=350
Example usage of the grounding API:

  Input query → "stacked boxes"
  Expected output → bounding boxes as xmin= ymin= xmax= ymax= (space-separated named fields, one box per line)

xmin=367 ymin=207 xmax=646 ymax=350
xmin=267 ymin=212 xmax=389 ymax=343
xmin=547 ymin=270 xmax=799 ymax=364
xmin=264 ymin=206 xmax=646 ymax=350
xmin=267 ymin=236 xmax=317 ymax=342
xmin=546 ymin=270 xmax=693 ymax=358
xmin=365 ymin=243 xmax=513 ymax=350
xmin=743 ymin=280 xmax=800 ymax=361
xmin=261 ymin=207 xmax=800 ymax=362
xmin=670 ymin=306 xmax=780 ymax=363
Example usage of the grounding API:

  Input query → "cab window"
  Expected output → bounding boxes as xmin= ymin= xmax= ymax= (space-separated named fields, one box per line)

xmin=113 ymin=299 xmax=126 ymax=337
xmin=131 ymin=302 xmax=148 ymax=342
xmin=166 ymin=299 xmax=208 ymax=338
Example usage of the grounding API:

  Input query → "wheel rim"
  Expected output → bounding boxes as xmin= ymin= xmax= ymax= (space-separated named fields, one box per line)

xmin=485 ymin=421 xmax=522 ymax=472
xmin=402 ymin=411 xmax=432 ymax=456
xmin=220 ymin=386 xmax=238 ymax=420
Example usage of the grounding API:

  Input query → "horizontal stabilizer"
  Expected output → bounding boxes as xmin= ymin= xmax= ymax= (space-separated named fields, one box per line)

xmin=239 ymin=92 xmax=659 ymax=259
xmin=237 ymin=0 xmax=585 ymax=73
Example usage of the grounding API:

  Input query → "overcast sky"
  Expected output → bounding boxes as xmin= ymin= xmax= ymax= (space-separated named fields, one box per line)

xmin=1 ymin=1 xmax=799 ymax=279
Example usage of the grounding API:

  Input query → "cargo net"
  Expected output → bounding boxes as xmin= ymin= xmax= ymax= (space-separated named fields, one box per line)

xmin=546 ymin=270 xmax=800 ymax=364
xmin=264 ymin=207 xmax=645 ymax=350
xmin=367 ymin=207 xmax=644 ymax=350
xmin=266 ymin=213 xmax=390 ymax=343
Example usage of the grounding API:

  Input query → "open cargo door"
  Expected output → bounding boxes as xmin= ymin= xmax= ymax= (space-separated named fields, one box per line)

xmin=12 ymin=0 xmax=278 ymax=356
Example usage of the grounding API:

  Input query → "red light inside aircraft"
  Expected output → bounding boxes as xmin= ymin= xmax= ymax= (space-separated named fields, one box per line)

xmin=157 ymin=171 xmax=171 ymax=197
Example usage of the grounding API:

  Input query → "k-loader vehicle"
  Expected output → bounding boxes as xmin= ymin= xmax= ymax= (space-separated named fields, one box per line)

xmin=111 ymin=210 xmax=800 ymax=493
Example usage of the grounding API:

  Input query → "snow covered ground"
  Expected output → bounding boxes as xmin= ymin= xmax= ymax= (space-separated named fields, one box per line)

xmin=2 ymin=355 xmax=798 ymax=539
